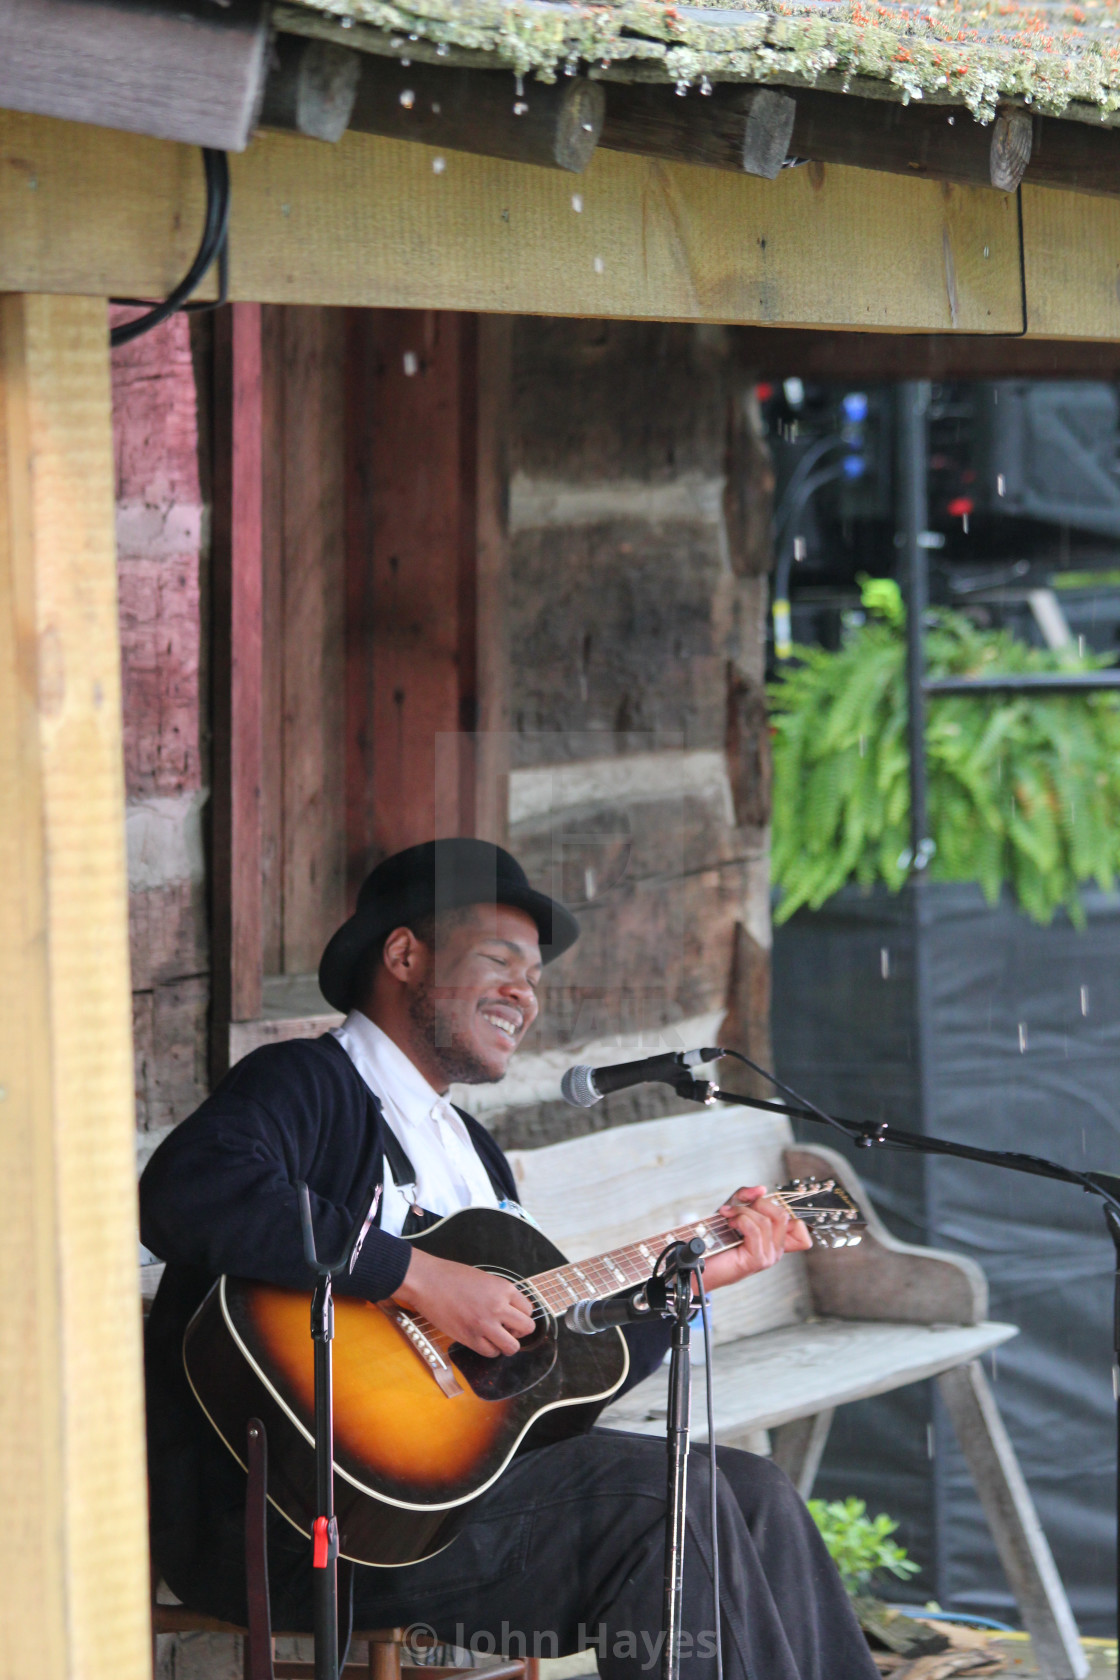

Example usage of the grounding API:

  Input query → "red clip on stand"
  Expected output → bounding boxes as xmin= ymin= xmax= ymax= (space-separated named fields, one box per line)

xmin=298 ymin=1180 xmax=381 ymax=1680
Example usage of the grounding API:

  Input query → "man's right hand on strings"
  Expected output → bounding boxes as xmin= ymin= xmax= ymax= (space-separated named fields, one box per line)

xmin=394 ymin=1248 xmax=536 ymax=1357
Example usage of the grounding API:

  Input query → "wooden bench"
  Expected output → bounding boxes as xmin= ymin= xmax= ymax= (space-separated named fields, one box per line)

xmin=507 ymin=1106 xmax=1087 ymax=1680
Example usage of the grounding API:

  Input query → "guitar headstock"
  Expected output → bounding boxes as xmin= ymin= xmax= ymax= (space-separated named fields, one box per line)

xmin=774 ymin=1177 xmax=866 ymax=1248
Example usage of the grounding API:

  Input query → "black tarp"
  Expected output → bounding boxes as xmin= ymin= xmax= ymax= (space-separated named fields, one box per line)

xmin=772 ymin=881 xmax=1120 ymax=1634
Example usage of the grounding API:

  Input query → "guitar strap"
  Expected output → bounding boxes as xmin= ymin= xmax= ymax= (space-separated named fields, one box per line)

xmin=376 ymin=1103 xmax=510 ymax=1237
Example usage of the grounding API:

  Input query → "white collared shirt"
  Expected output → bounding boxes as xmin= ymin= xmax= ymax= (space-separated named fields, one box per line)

xmin=331 ymin=1010 xmax=500 ymax=1237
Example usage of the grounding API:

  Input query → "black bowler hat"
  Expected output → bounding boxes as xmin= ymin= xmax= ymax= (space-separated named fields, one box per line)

xmin=318 ymin=838 xmax=580 ymax=1012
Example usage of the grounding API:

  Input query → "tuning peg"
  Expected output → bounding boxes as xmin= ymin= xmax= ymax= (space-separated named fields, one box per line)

xmin=789 ymin=1179 xmax=803 ymax=1189
xmin=829 ymin=1232 xmax=849 ymax=1248
xmin=846 ymin=1233 xmax=862 ymax=1246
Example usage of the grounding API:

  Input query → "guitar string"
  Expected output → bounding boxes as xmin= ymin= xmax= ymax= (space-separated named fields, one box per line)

xmin=398 ymin=1188 xmax=857 ymax=1345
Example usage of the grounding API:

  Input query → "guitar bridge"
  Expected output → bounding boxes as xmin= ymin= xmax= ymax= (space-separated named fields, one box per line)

xmin=379 ymin=1303 xmax=463 ymax=1398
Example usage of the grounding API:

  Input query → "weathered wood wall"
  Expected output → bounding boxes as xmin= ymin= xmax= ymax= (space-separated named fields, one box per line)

xmin=121 ymin=309 xmax=775 ymax=1178
xmin=473 ymin=319 xmax=775 ymax=1149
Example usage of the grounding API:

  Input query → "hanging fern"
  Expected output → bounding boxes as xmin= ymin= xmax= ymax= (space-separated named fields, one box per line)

xmin=770 ymin=583 xmax=1120 ymax=927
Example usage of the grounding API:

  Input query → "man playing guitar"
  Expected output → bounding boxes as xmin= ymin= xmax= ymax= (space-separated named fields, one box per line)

xmin=141 ymin=839 xmax=879 ymax=1680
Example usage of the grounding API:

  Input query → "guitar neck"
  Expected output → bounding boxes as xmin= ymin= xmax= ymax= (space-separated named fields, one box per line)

xmin=526 ymin=1196 xmax=800 ymax=1317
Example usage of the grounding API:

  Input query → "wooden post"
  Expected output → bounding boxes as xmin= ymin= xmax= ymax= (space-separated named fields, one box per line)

xmin=0 ymin=294 xmax=150 ymax=1680
xmin=211 ymin=303 xmax=264 ymax=1077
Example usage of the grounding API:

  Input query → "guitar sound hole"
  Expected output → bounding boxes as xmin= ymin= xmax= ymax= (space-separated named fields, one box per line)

xmin=449 ymin=1318 xmax=558 ymax=1401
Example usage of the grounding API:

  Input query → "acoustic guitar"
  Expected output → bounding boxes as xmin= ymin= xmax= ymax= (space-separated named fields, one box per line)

xmin=183 ymin=1177 xmax=863 ymax=1567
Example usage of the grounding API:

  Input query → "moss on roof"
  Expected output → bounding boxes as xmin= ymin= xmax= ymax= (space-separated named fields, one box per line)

xmin=277 ymin=0 xmax=1120 ymax=122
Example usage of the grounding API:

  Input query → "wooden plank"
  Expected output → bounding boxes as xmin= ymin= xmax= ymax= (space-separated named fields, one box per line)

xmin=0 ymin=111 xmax=1025 ymax=332
xmin=938 ymin=1363 xmax=1087 ymax=1680
xmin=603 ymin=1318 xmax=1016 ymax=1439
xmin=1020 ymin=184 xmax=1120 ymax=340
xmin=280 ymin=307 xmax=347 ymax=974
xmin=0 ymin=0 xmax=267 ymax=151
xmin=0 ymin=294 xmax=149 ymax=1680
xmin=260 ymin=304 xmax=286 ymax=973
xmin=366 ymin=310 xmax=469 ymax=855
xmin=210 ymin=305 xmax=264 ymax=1078
xmin=471 ymin=314 xmax=512 ymax=848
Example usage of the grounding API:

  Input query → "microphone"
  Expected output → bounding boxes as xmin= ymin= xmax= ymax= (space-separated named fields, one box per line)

xmin=565 ymin=1286 xmax=653 ymax=1335
xmin=561 ymin=1047 xmax=725 ymax=1109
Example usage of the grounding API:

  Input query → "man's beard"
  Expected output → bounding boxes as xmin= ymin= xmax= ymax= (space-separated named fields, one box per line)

xmin=407 ymin=977 xmax=505 ymax=1086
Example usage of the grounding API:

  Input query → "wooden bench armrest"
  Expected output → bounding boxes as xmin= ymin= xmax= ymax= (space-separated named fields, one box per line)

xmin=784 ymin=1143 xmax=987 ymax=1326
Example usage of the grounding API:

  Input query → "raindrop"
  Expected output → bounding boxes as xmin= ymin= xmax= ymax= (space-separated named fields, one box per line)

xmin=962 ymin=513 xmax=970 ymax=533
xmin=340 ymin=13 xmax=353 ymax=25
xmin=514 ymin=101 xmax=529 ymax=116
xmin=436 ymin=42 xmax=449 ymax=57
xmin=1018 ymin=1022 xmax=1028 ymax=1053
xmin=880 ymin=946 xmax=890 ymax=979
xmin=582 ymin=120 xmax=594 ymax=131
xmin=700 ymin=75 xmax=713 ymax=96
xmin=571 ymin=192 xmax=583 ymax=212
xmin=859 ymin=733 xmax=867 ymax=758
xmin=432 ymin=156 xmax=446 ymax=174
xmin=675 ymin=79 xmax=690 ymax=96
xmin=400 ymin=89 xmax=415 ymax=109
xmin=401 ymin=56 xmax=411 ymax=67
xmin=948 ymin=114 xmax=955 ymax=124
xmin=408 ymin=31 xmax=419 ymax=40
xmin=593 ymin=255 xmax=605 ymax=273
xmin=584 ymin=866 xmax=597 ymax=900
xmin=432 ymin=101 xmax=441 ymax=114
xmin=389 ymin=35 xmax=403 ymax=47
xmin=1081 ymin=985 xmax=1090 ymax=1017
xmin=1078 ymin=634 xmax=1086 ymax=657
xmin=515 ymin=73 xmax=525 ymax=97
xmin=996 ymin=472 xmax=1006 ymax=495
xmin=403 ymin=351 xmax=419 ymax=376
xmin=926 ymin=1423 xmax=935 ymax=1459
xmin=565 ymin=55 xmax=578 ymax=76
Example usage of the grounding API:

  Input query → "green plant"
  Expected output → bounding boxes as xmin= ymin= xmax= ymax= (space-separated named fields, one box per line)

xmin=770 ymin=581 xmax=1120 ymax=925
xmin=807 ymin=1496 xmax=921 ymax=1596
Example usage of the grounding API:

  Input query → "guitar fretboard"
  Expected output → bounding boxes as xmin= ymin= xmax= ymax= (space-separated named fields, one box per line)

xmin=525 ymin=1195 xmax=803 ymax=1316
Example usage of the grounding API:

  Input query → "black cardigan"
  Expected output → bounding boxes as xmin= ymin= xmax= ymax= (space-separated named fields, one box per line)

xmin=140 ymin=1033 xmax=670 ymax=1593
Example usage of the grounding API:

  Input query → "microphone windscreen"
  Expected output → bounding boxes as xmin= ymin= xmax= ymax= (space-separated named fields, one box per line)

xmin=560 ymin=1064 xmax=601 ymax=1108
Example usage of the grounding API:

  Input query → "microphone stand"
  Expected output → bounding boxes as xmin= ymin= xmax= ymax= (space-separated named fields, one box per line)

xmin=668 ymin=1063 xmax=1120 ymax=1639
xmin=646 ymin=1237 xmax=709 ymax=1680
xmin=296 ymin=1181 xmax=382 ymax=1680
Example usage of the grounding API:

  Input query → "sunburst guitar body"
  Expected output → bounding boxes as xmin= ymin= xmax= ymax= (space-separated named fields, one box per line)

xmin=182 ymin=1181 xmax=863 ymax=1567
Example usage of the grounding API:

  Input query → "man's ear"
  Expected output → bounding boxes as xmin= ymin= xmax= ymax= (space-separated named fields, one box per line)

xmin=380 ymin=926 xmax=426 ymax=985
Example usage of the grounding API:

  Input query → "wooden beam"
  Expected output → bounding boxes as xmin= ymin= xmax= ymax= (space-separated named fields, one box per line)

xmin=0 ymin=0 xmax=268 ymax=151
xmin=1020 ymin=183 xmax=1120 ymax=339
xmin=210 ymin=304 xmax=263 ymax=1078
xmin=0 ymin=112 xmax=1027 ymax=332
xmin=0 ymin=293 xmax=149 ymax=1680
xmin=601 ymin=83 xmax=796 ymax=180
xmin=732 ymin=326 xmax=1120 ymax=379
xmin=259 ymin=34 xmax=361 ymax=145
xmin=344 ymin=57 xmax=605 ymax=174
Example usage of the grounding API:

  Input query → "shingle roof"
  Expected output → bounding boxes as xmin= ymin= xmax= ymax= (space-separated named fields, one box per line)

xmin=276 ymin=0 xmax=1120 ymax=123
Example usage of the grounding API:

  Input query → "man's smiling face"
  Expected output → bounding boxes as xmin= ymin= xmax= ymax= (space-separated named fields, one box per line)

xmin=407 ymin=903 xmax=542 ymax=1086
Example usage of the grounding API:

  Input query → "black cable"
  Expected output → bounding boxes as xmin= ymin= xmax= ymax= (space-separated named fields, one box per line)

xmin=698 ymin=1285 xmax=724 ymax=1680
xmin=110 ymin=149 xmax=230 ymax=348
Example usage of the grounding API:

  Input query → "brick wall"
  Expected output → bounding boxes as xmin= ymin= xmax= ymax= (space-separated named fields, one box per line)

xmin=112 ymin=311 xmax=210 ymax=1155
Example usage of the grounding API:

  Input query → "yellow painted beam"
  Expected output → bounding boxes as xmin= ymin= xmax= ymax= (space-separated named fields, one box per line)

xmin=1021 ymin=183 xmax=1120 ymax=341
xmin=0 ymin=109 xmax=1025 ymax=331
xmin=0 ymin=294 xmax=150 ymax=1680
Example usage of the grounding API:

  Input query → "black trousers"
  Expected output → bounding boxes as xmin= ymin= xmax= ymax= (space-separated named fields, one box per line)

xmin=234 ymin=1432 xmax=878 ymax=1680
